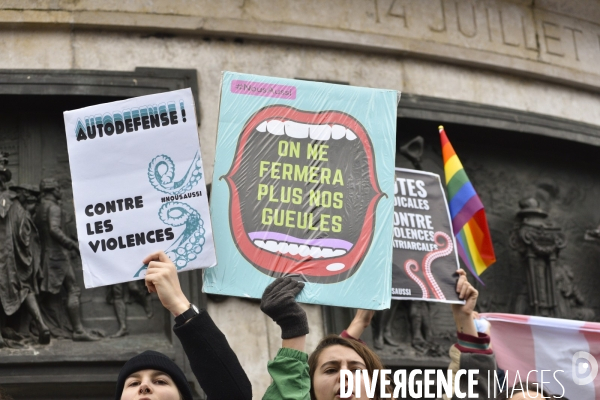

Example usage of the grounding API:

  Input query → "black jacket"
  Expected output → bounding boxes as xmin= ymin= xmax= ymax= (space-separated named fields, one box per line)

xmin=173 ymin=309 xmax=252 ymax=400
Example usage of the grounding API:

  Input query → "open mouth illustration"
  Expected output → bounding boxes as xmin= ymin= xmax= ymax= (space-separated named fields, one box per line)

xmin=224 ymin=105 xmax=383 ymax=283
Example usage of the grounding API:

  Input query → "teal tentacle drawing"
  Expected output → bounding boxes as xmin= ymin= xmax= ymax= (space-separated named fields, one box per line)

xmin=133 ymin=202 xmax=206 ymax=278
xmin=160 ymin=202 xmax=206 ymax=268
xmin=134 ymin=152 xmax=206 ymax=278
xmin=148 ymin=152 xmax=203 ymax=195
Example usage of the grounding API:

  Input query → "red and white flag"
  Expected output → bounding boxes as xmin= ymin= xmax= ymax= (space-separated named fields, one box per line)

xmin=482 ymin=313 xmax=600 ymax=399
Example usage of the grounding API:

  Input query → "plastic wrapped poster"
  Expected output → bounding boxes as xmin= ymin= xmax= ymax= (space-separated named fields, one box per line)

xmin=64 ymin=88 xmax=216 ymax=288
xmin=204 ymin=72 xmax=397 ymax=309
xmin=391 ymin=168 xmax=462 ymax=303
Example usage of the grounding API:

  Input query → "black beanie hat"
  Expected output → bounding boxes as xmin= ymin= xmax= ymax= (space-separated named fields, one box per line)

xmin=114 ymin=350 xmax=193 ymax=400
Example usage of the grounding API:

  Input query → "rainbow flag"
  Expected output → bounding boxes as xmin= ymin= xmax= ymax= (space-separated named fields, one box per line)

xmin=439 ymin=126 xmax=495 ymax=283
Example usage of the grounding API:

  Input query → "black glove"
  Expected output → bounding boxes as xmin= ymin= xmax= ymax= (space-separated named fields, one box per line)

xmin=260 ymin=277 xmax=309 ymax=339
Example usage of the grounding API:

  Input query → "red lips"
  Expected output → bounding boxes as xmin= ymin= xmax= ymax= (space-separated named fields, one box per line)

xmin=224 ymin=105 xmax=383 ymax=283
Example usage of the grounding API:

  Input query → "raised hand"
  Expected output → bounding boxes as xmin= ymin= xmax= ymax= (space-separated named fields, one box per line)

xmin=451 ymin=269 xmax=479 ymax=336
xmin=143 ymin=251 xmax=190 ymax=317
xmin=260 ymin=277 xmax=308 ymax=339
xmin=346 ymin=309 xmax=375 ymax=339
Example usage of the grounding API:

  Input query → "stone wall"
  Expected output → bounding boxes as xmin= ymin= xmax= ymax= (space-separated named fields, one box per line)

xmin=1 ymin=0 xmax=599 ymax=91
xmin=1 ymin=31 xmax=599 ymax=179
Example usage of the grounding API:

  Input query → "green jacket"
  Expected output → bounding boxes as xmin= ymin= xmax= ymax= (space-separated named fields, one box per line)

xmin=262 ymin=348 xmax=311 ymax=400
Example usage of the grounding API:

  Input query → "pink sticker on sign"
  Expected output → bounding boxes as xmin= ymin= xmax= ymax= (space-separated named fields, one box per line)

xmin=231 ymin=80 xmax=296 ymax=99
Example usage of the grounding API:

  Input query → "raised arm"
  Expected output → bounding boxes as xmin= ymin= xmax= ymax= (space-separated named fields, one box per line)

xmin=343 ymin=309 xmax=375 ymax=342
xmin=144 ymin=251 xmax=252 ymax=400
xmin=451 ymin=269 xmax=478 ymax=336
xmin=260 ymin=277 xmax=310 ymax=400
xmin=449 ymin=269 xmax=496 ymax=400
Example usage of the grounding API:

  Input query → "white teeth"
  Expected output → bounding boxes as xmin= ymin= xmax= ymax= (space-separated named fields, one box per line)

xmin=309 ymin=125 xmax=331 ymax=140
xmin=321 ymin=248 xmax=335 ymax=258
xmin=277 ymin=242 xmax=289 ymax=253
xmin=284 ymin=121 xmax=309 ymax=138
xmin=260 ymin=120 xmax=356 ymax=141
xmin=298 ymin=245 xmax=310 ymax=257
xmin=287 ymin=244 xmax=299 ymax=255
xmin=332 ymin=125 xmax=346 ymax=139
xmin=267 ymin=120 xmax=285 ymax=135
xmin=309 ymin=246 xmax=322 ymax=258
xmin=265 ymin=240 xmax=278 ymax=252
xmin=253 ymin=239 xmax=348 ymax=259
xmin=256 ymin=121 xmax=267 ymax=132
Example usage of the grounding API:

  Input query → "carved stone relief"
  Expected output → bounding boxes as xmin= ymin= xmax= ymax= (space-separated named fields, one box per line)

xmin=0 ymin=96 xmax=169 ymax=353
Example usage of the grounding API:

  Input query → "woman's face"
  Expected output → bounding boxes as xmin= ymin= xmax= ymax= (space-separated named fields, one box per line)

xmin=312 ymin=344 xmax=369 ymax=400
xmin=121 ymin=369 xmax=181 ymax=400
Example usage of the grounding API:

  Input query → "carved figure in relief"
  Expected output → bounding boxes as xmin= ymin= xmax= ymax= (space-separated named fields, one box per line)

xmin=11 ymin=183 xmax=40 ymax=216
xmin=34 ymin=178 xmax=98 ymax=341
xmin=0 ymin=155 xmax=51 ymax=348
xmin=554 ymin=264 xmax=595 ymax=321
xmin=107 ymin=280 xmax=154 ymax=338
xmin=407 ymin=301 xmax=435 ymax=352
xmin=372 ymin=299 xmax=400 ymax=350
xmin=510 ymin=198 xmax=566 ymax=317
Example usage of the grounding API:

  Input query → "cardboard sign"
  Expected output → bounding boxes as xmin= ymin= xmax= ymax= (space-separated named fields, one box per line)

xmin=203 ymin=71 xmax=397 ymax=309
xmin=392 ymin=168 xmax=461 ymax=303
xmin=64 ymin=88 xmax=216 ymax=288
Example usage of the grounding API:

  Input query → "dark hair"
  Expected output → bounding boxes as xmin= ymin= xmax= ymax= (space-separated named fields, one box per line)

xmin=308 ymin=334 xmax=392 ymax=400
xmin=496 ymin=381 xmax=566 ymax=399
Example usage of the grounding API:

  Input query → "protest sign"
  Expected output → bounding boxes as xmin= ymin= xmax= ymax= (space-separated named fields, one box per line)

xmin=203 ymin=72 xmax=397 ymax=309
xmin=392 ymin=168 xmax=461 ymax=303
xmin=64 ymin=88 xmax=216 ymax=288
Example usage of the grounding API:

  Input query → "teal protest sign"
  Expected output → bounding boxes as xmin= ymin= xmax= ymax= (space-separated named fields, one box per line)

xmin=204 ymin=72 xmax=397 ymax=309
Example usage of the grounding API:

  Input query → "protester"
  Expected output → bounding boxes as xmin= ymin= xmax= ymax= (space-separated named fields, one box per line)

xmin=318 ymin=269 xmax=496 ymax=400
xmin=260 ymin=277 xmax=393 ymax=400
xmin=115 ymin=251 xmax=252 ymax=400
xmin=442 ymin=269 xmax=496 ymax=400
xmin=444 ymin=272 xmax=565 ymax=400
xmin=308 ymin=335 xmax=393 ymax=399
xmin=260 ymin=277 xmax=311 ymax=399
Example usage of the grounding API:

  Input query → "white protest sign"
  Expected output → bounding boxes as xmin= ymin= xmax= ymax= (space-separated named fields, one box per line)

xmin=64 ymin=88 xmax=216 ymax=288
